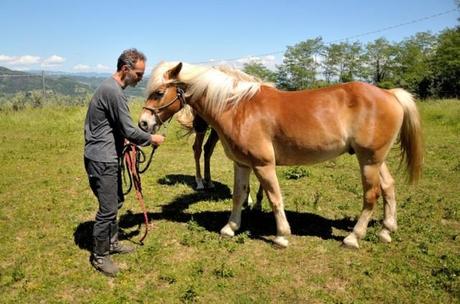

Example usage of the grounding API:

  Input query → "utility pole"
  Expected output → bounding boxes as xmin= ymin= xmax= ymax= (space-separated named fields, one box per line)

xmin=42 ymin=70 xmax=46 ymax=98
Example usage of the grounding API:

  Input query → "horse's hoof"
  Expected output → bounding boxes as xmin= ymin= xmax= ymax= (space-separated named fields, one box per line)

xmin=383 ymin=219 xmax=398 ymax=233
xmin=343 ymin=234 xmax=360 ymax=249
xmin=195 ymin=179 xmax=205 ymax=190
xmin=205 ymin=181 xmax=215 ymax=189
xmin=273 ymin=236 xmax=289 ymax=248
xmin=220 ymin=224 xmax=235 ymax=237
xmin=378 ymin=229 xmax=392 ymax=243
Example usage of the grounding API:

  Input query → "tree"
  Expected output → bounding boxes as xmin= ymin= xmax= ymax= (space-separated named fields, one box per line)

xmin=393 ymin=32 xmax=436 ymax=98
xmin=341 ymin=42 xmax=365 ymax=82
xmin=322 ymin=41 xmax=365 ymax=83
xmin=430 ymin=27 xmax=460 ymax=98
xmin=322 ymin=43 xmax=346 ymax=83
xmin=362 ymin=38 xmax=398 ymax=87
xmin=242 ymin=61 xmax=276 ymax=82
xmin=276 ymin=37 xmax=324 ymax=90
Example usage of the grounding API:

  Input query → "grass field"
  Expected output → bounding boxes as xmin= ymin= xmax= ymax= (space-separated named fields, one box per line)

xmin=0 ymin=99 xmax=459 ymax=303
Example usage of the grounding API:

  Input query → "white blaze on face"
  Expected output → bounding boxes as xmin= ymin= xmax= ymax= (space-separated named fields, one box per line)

xmin=139 ymin=111 xmax=158 ymax=134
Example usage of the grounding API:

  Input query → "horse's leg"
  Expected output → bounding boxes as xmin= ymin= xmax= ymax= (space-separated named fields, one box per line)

xmin=193 ymin=132 xmax=206 ymax=190
xmin=253 ymin=165 xmax=291 ymax=247
xmin=248 ymin=184 xmax=263 ymax=211
xmin=343 ymin=162 xmax=381 ymax=249
xmin=220 ymin=162 xmax=251 ymax=237
xmin=377 ymin=162 xmax=398 ymax=243
xmin=243 ymin=183 xmax=253 ymax=208
xmin=256 ymin=184 xmax=264 ymax=210
xmin=203 ymin=129 xmax=219 ymax=189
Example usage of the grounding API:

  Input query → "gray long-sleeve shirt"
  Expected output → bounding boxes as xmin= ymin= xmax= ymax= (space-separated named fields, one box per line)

xmin=84 ymin=77 xmax=151 ymax=163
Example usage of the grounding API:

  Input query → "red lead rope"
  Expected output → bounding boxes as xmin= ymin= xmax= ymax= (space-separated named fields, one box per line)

xmin=123 ymin=143 xmax=150 ymax=244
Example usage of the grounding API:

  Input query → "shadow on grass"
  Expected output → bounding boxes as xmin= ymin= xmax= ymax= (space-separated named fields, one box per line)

xmin=73 ymin=219 xmax=144 ymax=252
xmin=74 ymin=174 xmax=374 ymax=250
xmin=73 ymin=221 xmax=94 ymax=251
xmin=73 ymin=174 xmax=232 ymax=252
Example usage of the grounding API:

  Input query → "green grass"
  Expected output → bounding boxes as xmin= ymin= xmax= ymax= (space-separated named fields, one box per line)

xmin=0 ymin=99 xmax=459 ymax=303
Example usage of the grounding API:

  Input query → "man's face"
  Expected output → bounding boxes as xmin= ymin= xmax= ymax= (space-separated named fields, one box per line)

xmin=124 ymin=60 xmax=145 ymax=87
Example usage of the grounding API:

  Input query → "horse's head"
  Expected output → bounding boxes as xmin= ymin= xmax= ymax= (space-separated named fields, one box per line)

xmin=138 ymin=62 xmax=186 ymax=133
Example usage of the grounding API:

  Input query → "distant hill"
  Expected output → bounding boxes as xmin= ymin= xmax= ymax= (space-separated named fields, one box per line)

xmin=0 ymin=66 xmax=147 ymax=97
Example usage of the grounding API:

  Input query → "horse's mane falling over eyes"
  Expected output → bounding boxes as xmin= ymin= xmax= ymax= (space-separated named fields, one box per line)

xmin=146 ymin=61 xmax=271 ymax=116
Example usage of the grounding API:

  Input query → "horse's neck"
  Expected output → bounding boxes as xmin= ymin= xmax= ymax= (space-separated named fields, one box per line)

xmin=188 ymin=98 xmax=218 ymax=125
xmin=188 ymin=98 xmax=232 ymax=137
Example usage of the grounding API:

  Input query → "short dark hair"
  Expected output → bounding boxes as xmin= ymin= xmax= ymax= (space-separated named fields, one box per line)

xmin=117 ymin=48 xmax=146 ymax=71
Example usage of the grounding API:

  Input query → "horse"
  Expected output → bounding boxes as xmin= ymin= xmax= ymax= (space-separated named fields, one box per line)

xmin=138 ymin=61 xmax=423 ymax=248
xmin=175 ymin=106 xmax=220 ymax=190
xmin=176 ymin=106 xmax=265 ymax=207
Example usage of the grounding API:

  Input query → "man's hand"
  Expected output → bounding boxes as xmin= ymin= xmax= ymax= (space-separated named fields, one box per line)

xmin=151 ymin=134 xmax=165 ymax=147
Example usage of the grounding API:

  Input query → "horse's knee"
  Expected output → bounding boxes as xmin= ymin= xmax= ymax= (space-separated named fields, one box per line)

xmin=364 ymin=185 xmax=381 ymax=204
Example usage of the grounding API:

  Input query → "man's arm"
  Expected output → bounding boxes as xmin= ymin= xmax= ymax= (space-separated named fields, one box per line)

xmin=111 ymin=94 xmax=164 ymax=146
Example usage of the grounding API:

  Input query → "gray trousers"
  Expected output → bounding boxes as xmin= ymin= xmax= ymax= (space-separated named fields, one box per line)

xmin=84 ymin=157 xmax=124 ymax=242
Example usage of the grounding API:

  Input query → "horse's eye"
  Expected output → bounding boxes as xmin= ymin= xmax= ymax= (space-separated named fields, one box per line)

xmin=152 ymin=91 xmax=164 ymax=99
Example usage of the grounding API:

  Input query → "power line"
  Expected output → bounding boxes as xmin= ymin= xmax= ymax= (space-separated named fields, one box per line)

xmin=327 ymin=8 xmax=459 ymax=44
xmin=0 ymin=74 xmax=43 ymax=77
xmin=193 ymin=8 xmax=459 ymax=65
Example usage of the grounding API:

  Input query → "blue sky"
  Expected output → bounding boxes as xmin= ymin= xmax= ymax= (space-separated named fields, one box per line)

xmin=0 ymin=0 xmax=458 ymax=73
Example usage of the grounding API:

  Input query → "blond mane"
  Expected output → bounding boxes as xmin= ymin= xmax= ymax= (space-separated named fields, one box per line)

xmin=146 ymin=61 xmax=269 ymax=115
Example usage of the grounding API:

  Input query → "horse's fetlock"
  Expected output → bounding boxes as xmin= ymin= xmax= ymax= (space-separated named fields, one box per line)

xmin=383 ymin=219 xmax=397 ymax=232
xmin=229 ymin=221 xmax=240 ymax=231
xmin=353 ymin=228 xmax=366 ymax=240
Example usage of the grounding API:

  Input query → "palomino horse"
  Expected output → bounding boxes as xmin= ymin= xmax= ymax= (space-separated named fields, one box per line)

xmin=139 ymin=62 xmax=423 ymax=248
xmin=176 ymin=107 xmax=220 ymax=190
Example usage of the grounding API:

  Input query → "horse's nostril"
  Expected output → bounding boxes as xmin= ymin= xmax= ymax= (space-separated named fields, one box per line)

xmin=139 ymin=120 xmax=148 ymax=131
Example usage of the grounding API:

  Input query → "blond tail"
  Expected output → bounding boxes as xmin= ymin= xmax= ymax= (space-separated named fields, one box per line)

xmin=389 ymin=89 xmax=424 ymax=184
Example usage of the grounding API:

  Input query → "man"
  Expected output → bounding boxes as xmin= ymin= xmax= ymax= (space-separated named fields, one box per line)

xmin=84 ymin=48 xmax=164 ymax=277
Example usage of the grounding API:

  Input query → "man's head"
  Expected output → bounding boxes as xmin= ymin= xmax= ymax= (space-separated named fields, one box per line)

xmin=116 ymin=48 xmax=146 ymax=88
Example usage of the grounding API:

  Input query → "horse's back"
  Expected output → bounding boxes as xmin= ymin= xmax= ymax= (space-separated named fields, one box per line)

xmin=236 ymin=82 xmax=404 ymax=165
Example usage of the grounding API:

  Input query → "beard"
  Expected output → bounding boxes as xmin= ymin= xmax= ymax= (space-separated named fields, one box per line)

xmin=124 ymin=73 xmax=139 ymax=87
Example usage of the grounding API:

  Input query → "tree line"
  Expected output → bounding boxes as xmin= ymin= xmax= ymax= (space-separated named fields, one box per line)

xmin=243 ymin=26 xmax=459 ymax=99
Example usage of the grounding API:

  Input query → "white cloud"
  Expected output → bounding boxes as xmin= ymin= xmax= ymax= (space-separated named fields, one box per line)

xmin=41 ymin=55 xmax=66 ymax=67
xmin=0 ymin=54 xmax=15 ymax=62
xmin=12 ymin=55 xmax=41 ymax=65
xmin=2 ymin=55 xmax=41 ymax=66
xmin=13 ymin=67 xmax=31 ymax=71
xmin=95 ymin=64 xmax=110 ymax=71
xmin=73 ymin=64 xmax=91 ymax=71
xmin=210 ymin=54 xmax=278 ymax=70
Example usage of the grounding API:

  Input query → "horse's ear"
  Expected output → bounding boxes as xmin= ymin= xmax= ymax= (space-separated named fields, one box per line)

xmin=166 ymin=62 xmax=182 ymax=80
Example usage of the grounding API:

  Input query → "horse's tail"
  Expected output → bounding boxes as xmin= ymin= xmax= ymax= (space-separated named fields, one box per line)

xmin=389 ymin=88 xmax=423 ymax=184
xmin=175 ymin=105 xmax=196 ymax=135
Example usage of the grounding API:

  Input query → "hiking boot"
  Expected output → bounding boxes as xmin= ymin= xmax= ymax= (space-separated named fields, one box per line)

xmin=110 ymin=241 xmax=135 ymax=255
xmin=91 ymin=239 xmax=119 ymax=277
xmin=110 ymin=223 xmax=135 ymax=255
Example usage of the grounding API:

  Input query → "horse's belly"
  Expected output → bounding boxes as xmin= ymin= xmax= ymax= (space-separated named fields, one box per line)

xmin=274 ymin=143 xmax=347 ymax=166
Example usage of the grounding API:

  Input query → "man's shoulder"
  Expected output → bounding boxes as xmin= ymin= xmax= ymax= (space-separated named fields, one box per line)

xmin=98 ymin=77 xmax=119 ymax=92
xmin=96 ymin=78 xmax=125 ymax=99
